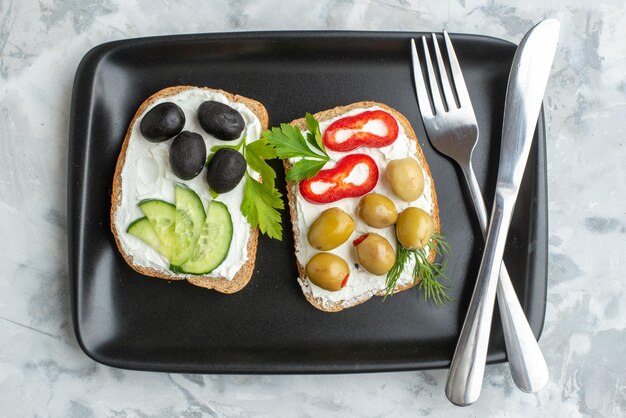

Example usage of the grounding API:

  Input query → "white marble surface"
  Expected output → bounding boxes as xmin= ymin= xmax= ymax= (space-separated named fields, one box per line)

xmin=1 ymin=0 xmax=625 ymax=416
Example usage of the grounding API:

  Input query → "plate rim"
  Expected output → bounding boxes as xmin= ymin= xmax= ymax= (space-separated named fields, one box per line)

xmin=68 ymin=30 xmax=547 ymax=374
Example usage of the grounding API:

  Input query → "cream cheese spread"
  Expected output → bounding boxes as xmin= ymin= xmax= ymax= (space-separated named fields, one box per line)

xmin=114 ymin=88 xmax=261 ymax=280
xmin=291 ymin=106 xmax=435 ymax=309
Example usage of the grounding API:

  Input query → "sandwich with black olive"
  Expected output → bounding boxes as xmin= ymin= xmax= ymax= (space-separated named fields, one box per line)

xmin=111 ymin=86 xmax=280 ymax=293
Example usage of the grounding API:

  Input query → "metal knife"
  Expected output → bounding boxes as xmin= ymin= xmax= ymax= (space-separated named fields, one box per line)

xmin=445 ymin=19 xmax=560 ymax=406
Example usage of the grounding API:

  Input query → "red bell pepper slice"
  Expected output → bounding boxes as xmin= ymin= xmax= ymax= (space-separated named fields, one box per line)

xmin=352 ymin=234 xmax=369 ymax=247
xmin=341 ymin=273 xmax=349 ymax=288
xmin=323 ymin=110 xmax=399 ymax=152
xmin=299 ymin=154 xmax=379 ymax=204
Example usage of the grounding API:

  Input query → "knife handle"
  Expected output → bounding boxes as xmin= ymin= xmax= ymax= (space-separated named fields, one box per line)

xmin=497 ymin=262 xmax=549 ymax=392
xmin=463 ymin=165 xmax=548 ymax=393
xmin=445 ymin=189 xmax=515 ymax=406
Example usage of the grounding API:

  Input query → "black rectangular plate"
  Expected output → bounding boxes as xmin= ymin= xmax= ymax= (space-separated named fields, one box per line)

xmin=68 ymin=31 xmax=547 ymax=373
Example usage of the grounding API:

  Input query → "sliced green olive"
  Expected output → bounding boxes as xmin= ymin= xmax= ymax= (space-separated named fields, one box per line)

xmin=305 ymin=253 xmax=350 ymax=291
xmin=396 ymin=207 xmax=434 ymax=250
xmin=353 ymin=233 xmax=395 ymax=276
xmin=386 ymin=158 xmax=424 ymax=202
xmin=308 ymin=208 xmax=355 ymax=251
xmin=357 ymin=193 xmax=398 ymax=228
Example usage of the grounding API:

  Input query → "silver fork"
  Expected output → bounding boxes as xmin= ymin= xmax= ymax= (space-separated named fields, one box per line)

xmin=411 ymin=32 xmax=549 ymax=404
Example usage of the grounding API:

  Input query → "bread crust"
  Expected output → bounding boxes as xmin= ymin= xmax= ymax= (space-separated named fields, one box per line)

xmin=285 ymin=102 xmax=440 ymax=311
xmin=110 ymin=86 xmax=268 ymax=293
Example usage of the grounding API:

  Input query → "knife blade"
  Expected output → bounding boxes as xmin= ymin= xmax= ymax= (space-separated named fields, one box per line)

xmin=445 ymin=19 xmax=560 ymax=406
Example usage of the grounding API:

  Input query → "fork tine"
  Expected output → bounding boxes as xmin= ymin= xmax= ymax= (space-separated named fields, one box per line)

xmin=421 ymin=36 xmax=445 ymax=115
xmin=410 ymin=38 xmax=434 ymax=118
xmin=443 ymin=30 xmax=472 ymax=109
xmin=431 ymin=33 xmax=457 ymax=110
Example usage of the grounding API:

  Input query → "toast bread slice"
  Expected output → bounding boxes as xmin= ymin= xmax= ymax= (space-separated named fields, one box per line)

xmin=111 ymin=86 xmax=268 ymax=294
xmin=285 ymin=102 xmax=440 ymax=311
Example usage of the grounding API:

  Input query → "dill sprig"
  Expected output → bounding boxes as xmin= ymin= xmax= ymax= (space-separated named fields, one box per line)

xmin=384 ymin=242 xmax=411 ymax=299
xmin=384 ymin=232 xmax=451 ymax=305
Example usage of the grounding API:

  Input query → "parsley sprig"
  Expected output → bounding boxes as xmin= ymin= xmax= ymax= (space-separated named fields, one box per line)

xmin=385 ymin=232 xmax=452 ymax=305
xmin=207 ymin=136 xmax=284 ymax=240
xmin=262 ymin=113 xmax=331 ymax=181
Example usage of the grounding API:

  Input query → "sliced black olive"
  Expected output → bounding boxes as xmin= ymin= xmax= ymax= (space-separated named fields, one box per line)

xmin=140 ymin=102 xmax=185 ymax=142
xmin=169 ymin=131 xmax=206 ymax=180
xmin=206 ymin=148 xmax=246 ymax=193
xmin=197 ymin=101 xmax=245 ymax=141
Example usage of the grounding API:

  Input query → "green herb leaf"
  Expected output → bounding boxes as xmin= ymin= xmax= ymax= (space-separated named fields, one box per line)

xmin=384 ymin=232 xmax=451 ymax=305
xmin=286 ymin=158 xmax=328 ymax=182
xmin=245 ymin=138 xmax=278 ymax=190
xmin=241 ymin=174 xmax=284 ymax=240
xmin=262 ymin=121 xmax=330 ymax=181
xmin=304 ymin=113 xmax=327 ymax=157
xmin=263 ymin=124 xmax=326 ymax=160
xmin=206 ymin=137 xmax=244 ymax=167
xmin=210 ymin=138 xmax=244 ymax=153
xmin=206 ymin=135 xmax=283 ymax=240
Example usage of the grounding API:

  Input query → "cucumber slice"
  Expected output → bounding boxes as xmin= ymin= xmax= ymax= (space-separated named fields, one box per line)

xmin=170 ymin=183 xmax=206 ymax=268
xmin=138 ymin=199 xmax=177 ymax=261
xmin=127 ymin=217 xmax=167 ymax=256
xmin=181 ymin=201 xmax=233 ymax=275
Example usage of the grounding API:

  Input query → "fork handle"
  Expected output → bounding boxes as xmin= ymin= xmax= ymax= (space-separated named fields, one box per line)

xmin=458 ymin=165 xmax=548 ymax=394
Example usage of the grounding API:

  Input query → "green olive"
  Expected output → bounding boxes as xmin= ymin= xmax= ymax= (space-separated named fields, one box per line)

xmin=308 ymin=208 xmax=355 ymax=251
xmin=396 ymin=207 xmax=434 ymax=250
xmin=305 ymin=253 xmax=350 ymax=291
xmin=353 ymin=233 xmax=396 ymax=275
xmin=386 ymin=158 xmax=425 ymax=202
xmin=357 ymin=193 xmax=398 ymax=228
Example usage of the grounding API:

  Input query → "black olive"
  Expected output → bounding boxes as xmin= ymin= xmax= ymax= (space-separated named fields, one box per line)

xmin=206 ymin=148 xmax=247 ymax=193
xmin=197 ymin=101 xmax=245 ymax=141
xmin=169 ymin=131 xmax=206 ymax=180
xmin=140 ymin=102 xmax=186 ymax=142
